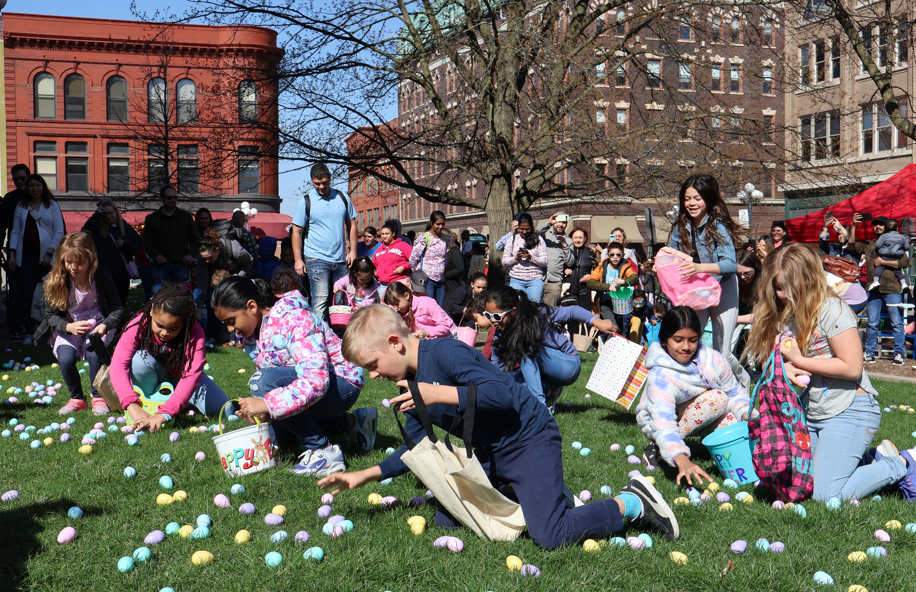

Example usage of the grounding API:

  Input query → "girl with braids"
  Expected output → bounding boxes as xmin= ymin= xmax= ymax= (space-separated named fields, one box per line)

xmin=212 ymin=277 xmax=373 ymax=477
xmin=37 ymin=233 xmax=128 ymax=416
xmin=111 ymin=285 xmax=232 ymax=433
xmin=382 ymin=280 xmax=456 ymax=339
xmin=485 ymin=286 xmax=616 ymax=409
xmin=333 ymin=255 xmax=381 ymax=307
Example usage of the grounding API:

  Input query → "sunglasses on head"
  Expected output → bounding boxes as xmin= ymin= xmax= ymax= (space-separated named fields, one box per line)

xmin=483 ymin=309 xmax=513 ymax=323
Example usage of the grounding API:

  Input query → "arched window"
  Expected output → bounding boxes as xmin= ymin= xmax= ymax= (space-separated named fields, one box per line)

xmin=177 ymin=79 xmax=197 ymax=124
xmin=712 ymin=16 xmax=721 ymax=42
xmin=34 ymin=73 xmax=56 ymax=119
xmin=763 ymin=19 xmax=773 ymax=46
xmin=730 ymin=16 xmax=740 ymax=43
xmin=107 ymin=76 xmax=128 ymax=122
xmin=64 ymin=74 xmax=86 ymax=120
xmin=239 ymin=81 xmax=257 ymax=123
xmin=148 ymin=77 xmax=168 ymax=123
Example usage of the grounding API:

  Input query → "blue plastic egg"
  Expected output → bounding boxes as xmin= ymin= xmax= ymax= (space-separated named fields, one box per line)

xmin=117 ymin=556 xmax=135 ymax=573
xmin=230 ymin=484 xmax=246 ymax=495
xmin=270 ymin=530 xmax=289 ymax=544
xmin=66 ymin=418 xmax=76 ymax=425
xmin=132 ymin=547 xmax=152 ymax=562
xmin=9 ymin=419 xmax=17 ymax=426
xmin=127 ymin=436 xmax=138 ymax=446
xmin=196 ymin=514 xmax=212 ymax=528
xmin=30 ymin=440 xmax=41 ymax=448
xmin=1 ymin=430 xmax=9 ymax=438
xmin=160 ymin=453 xmax=172 ymax=463
xmin=303 ymin=547 xmax=324 ymax=561
xmin=380 ymin=478 xmax=393 ymax=485
xmin=159 ymin=476 xmax=174 ymax=489
xmin=265 ymin=551 xmax=283 ymax=567
xmin=165 ymin=522 xmax=180 ymax=535
xmin=579 ymin=448 xmax=591 ymax=456
xmin=625 ymin=445 xmax=636 ymax=455
xmin=191 ymin=526 xmax=210 ymax=539
xmin=571 ymin=441 xmax=582 ymax=450
xmin=600 ymin=485 xmax=613 ymax=496
xmin=124 ymin=467 xmax=137 ymax=478
xmin=67 ymin=506 xmax=83 ymax=519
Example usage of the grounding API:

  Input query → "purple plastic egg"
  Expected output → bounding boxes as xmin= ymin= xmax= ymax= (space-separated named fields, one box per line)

xmin=446 ymin=536 xmax=464 ymax=552
xmin=328 ymin=515 xmax=346 ymax=524
xmin=579 ymin=490 xmax=592 ymax=502
xmin=295 ymin=531 xmax=310 ymax=543
xmin=627 ymin=455 xmax=641 ymax=464
xmin=610 ymin=443 xmax=621 ymax=451
xmin=120 ymin=426 xmax=133 ymax=434
xmin=875 ymin=529 xmax=891 ymax=542
xmin=770 ymin=541 xmax=786 ymax=553
xmin=169 ymin=431 xmax=179 ymax=442
xmin=628 ymin=470 xmax=642 ymax=479
xmin=731 ymin=540 xmax=748 ymax=554
xmin=382 ymin=399 xmax=391 ymax=407
xmin=627 ymin=536 xmax=645 ymax=550
xmin=433 ymin=536 xmax=449 ymax=548
xmin=520 ymin=564 xmax=541 ymax=577
xmin=214 ymin=494 xmax=230 ymax=508
xmin=645 ymin=464 xmax=657 ymax=471
xmin=772 ymin=500 xmax=785 ymax=509
xmin=57 ymin=526 xmax=77 ymax=544
xmin=321 ymin=493 xmax=334 ymax=505
xmin=116 ymin=416 xmax=126 ymax=424
xmin=195 ymin=452 xmax=206 ymax=461
xmin=239 ymin=503 xmax=256 ymax=515
xmin=13 ymin=425 xmax=24 ymax=432
xmin=144 ymin=530 xmax=165 ymax=545
xmin=264 ymin=513 xmax=284 ymax=526
xmin=716 ymin=492 xmax=731 ymax=503
xmin=107 ymin=417 xmax=116 ymax=424
xmin=410 ymin=497 xmax=427 ymax=507
xmin=2 ymin=490 xmax=19 ymax=502
xmin=317 ymin=505 xmax=331 ymax=518
xmin=381 ymin=496 xmax=398 ymax=507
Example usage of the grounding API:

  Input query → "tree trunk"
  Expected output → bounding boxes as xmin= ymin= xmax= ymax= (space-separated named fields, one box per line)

xmin=484 ymin=176 xmax=514 ymax=286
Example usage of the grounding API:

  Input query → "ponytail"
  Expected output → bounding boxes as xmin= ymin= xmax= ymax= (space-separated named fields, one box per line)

xmin=211 ymin=276 xmax=277 ymax=311
xmin=487 ymin=285 xmax=548 ymax=369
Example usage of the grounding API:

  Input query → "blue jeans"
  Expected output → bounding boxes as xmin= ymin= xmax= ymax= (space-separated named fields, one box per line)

xmin=57 ymin=344 xmax=102 ymax=401
xmin=307 ymin=258 xmax=348 ymax=323
xmin=808 ymin=394 xmax=906 ymax=501
xmin=248 ymin=366 xmax=361 ymax=449
xmin=865 ymin=291 xmax=904 ymax=356
xmin=426 ymin=279 xmax=446 ymax=305
xmin=130 ymin=350 xmax=232 ymax=417
xmin=517 ymin=346 xmax=582 ymax=405
xmin=138 ymin=265 xmax=156 ymax=301
xmin=509 ymin=277 xmax=544 ymax=303
xmin=153 ymin=262 xmax=189 ymax=286
xmin=600 ymin=303 xmax=632 ymax=340
xmin=849 ymin=300 xmax=867 ymax=314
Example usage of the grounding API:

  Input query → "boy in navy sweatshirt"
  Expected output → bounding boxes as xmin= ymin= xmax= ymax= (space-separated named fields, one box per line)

xmin=319 ymin=304 xmax=679 ymax=549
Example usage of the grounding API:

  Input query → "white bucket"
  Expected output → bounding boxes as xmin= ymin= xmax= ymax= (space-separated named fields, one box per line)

xmin=211 ymin=402 xmax=276 ymax=477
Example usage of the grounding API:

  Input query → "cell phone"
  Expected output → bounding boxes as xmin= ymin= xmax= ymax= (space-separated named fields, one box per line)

xmin=517 ymin=248 xmax=529 ymax=256
xmin=861 ymin=213 xmax=873 ymax=221
xmin=825 ymin=211 xmax=834 ymax=220
xmin=556 ymin=214 xmax=569 ymax=223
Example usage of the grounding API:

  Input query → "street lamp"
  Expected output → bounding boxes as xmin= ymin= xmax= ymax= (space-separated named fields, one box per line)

xmin=737 ymin=183 xmax=764 ymax=231
xmin=234 ymin=201 xmax=258 ymax=229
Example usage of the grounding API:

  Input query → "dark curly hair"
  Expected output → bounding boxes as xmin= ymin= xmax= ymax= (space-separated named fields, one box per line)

xmin=487 ymin=285 xmax=550 ymax=370
xmin=132 ymin=285 xmax=198 ymax=378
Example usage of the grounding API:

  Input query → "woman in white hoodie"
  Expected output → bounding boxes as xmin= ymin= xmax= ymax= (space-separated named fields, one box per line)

xmin=8 ymin=174 xmax=65 ymax=343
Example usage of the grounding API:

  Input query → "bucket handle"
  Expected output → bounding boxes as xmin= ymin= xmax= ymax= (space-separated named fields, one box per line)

xmin=217 ymin=399 xmax=263 ymax=435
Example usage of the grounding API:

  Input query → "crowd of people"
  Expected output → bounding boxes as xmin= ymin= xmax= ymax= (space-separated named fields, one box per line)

xmin=4 ymin=162 xmax=916 ymax=551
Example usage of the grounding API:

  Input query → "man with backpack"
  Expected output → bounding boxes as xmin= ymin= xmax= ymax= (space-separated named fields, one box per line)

xmin=291 ymin=163 xmax=358 ymax=322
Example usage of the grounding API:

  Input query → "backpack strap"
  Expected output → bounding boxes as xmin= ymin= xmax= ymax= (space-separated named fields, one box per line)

xmin=303 ymin=189 xmax=351 ymax=240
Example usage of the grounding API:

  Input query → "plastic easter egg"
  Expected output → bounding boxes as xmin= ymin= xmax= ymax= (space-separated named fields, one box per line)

xmin=785 ymin=503 xmax=795 ymax=510
xmin=126 ymin=435 xmax=139 ymax=446
xmin=610 ymin=443 xmax=620 ymax=451
xmin=295 ymin=531 xmax=310 ymax=544
xmin=78 ymin=445 xmax=93 ymax=454
xmin=1 ymin=430 xmax=9 ymax=437
xmin=872 ymin=495 xmax=882 ymax=501
xmin=191 ymin=551 xmax=213 ymax=565
xmin=117 ymin=556 xmax=135 ymax=573
xmin=813 ymin=572 xmax=835 ymax=585
xmin=331 ymin=525 xmax=345 ymax=538
xmin=583 ymin=539 xmax=600 ymax=552
xmin=735 ymin=491 xmax=749 ymax=501
xmin=30 ymin=440 xmax=41 ymax=449
xmin=866 ymin=546 xmax=887 ymax=558
xmin=433 ymin=536 xmax=449 ymax=548
xmin=673 ymin=497 xmax=690 ymax=506
xmin=384 ymin=447 xmax=396 ymax=455
xmin=770 ymin=541 xmax=786 ymax=553
xmin=600 ymin=485 xmax=613 ymax=496
xmin=194 ymin=451 xmax=206 ymax=461
xmin=670 ymin=551 xmax=688 ymax=564
xmin=316 ymin=505 xmax=331 ymax=518
xmin=874 ymin=529 xmax=891 ymax=542
xmin=303 ymin=547 xmax=324 ymax=561
xmin=847 ymin=550 xmax=868 ymax=562
xmin=321 ymin=493 xmax=334 ymax=505
xmin=176 ymin=525 xmax=193 ymax=538
xmin=60 ymin=433 xmax=70 ymax=442
xmin=824 ymin=497 xmax=841 ymax=510
xmin=159 ymin=453 xmax=172 ymax=464
xmin=265 ymin=551 xmax=283 ymax=567
xmin=410 ymin=496 xmax=427 ymax=506
xmin=571 ymin=441 xmax=582 ymax=450
xmin=270 ymin=530 xmax=289 ymax=544
xmin=239 ymin=503 xmax=256 ymax=515
xmin=609 ymin=537 xmax=627 ymax=547
xmin=145 ymin=530 xmax=165 ymax=545
xmin=885 ymin=520 xmax=902 ymax=531
xmin=719 ymin=503 xmax=733 ymax=512
xmin=627 ymin=536 xmax=645 ymax=550
xmin=579 ymin=447 xmax=591 ymax=456
xmin=328 ymin=515 xmax=345 ymax=524
xmin=156 ymin=494 xmax=174 ymax=506
xmin=445 ymin=536 xmax=463 ymax=552
xmin=756 ymin=538 xmax=770 ymax=552
xmin=67 ymin=506 xmax=83 ymax=519
xmin=407 ymin=516 xmax=426 ymax=527
xmin=230 ymin=484 xmax=246 ymax=495
xmin=165 ymin=522 xmax=180 ymax=536
xmin=723 ymin=479 xmax=738 ymax=489
xmin=772 ymin=500 xmax=785 ymax=509
xmin=700 ymin=493 xmax=711 ymax=502
xmin=520 ymin=564 xmax=541 ymax=578
xmin=638 ymin=533 xmax=653 ymax=548
xmin=322 ymin=523 xmax=335 ymax=536
xmin=265 ymin=513 xmax=284 ymax=526
xmin=172 ymin=490 xmax=188 ymax=502
xmin=81 ymin=437 xmax=96 ymax=446
xmin=741 ymin=495 xmax=754 ymax=505
xmin=367 ymin=493 xmax=382 ymax=505
xmin=380 ymin=478 xmax=393 ymax=485
xmin=57 ymin=526 xmax=77 ymax=544
xmin=716 ymin=492 xmax=730 ymax=503
xmin=731 ymin=540 xmax=748 ymax=554
xmin=848 ymin=587 xmax=869 ymax=592
xmin=793 ymin=504 xmax=807 ymax=518
xmin=196 ymin=514 xmax=212 ymax=528
xmin=214 ymin=494 xmax=230 ymax=508
xmin=133 ymin=547 xmax=152 ymax=563
xmin=906 ymin=523 xmax=916 ymax=533
xmin=381 ymin=496 xmax=398 ymax=507
xmin=338 ymin=520 xmax=354 ymax=533
xmin=272 ymin=504 xmax=287 ymax=517
xmin=159 ymin=476 xmax=174 ymax=489
xmin=625 ymin=445 xmax=636 ymax=455
xmin=169 ymin=432 xmax=180 ymax=442
xmin=235 ymin=530 xmax=251 ymax=544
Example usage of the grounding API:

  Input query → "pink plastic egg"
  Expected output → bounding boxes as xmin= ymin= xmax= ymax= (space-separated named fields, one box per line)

xmin=875 ymin=529 xmax=891 ymax=542
xmin=610 ymin=443 xmax=620 ymax=451
xmin=59 ymin=424 xmax=70 ymax=431
xmin=381 ymin=496 xmax=398 ymax=507
xmin=772 ymin=501 xmax=785 ymax=509
xmin=194 ymin=452 xmax=206 ymax=461
xmin=627 ymin=536 xmax=645 ymax=550
xmin=120 ymin=426 xmax=133 ymax=434
xmin=57 ymin=526 xmax=77 ymax=544
xmin=81 ymin=438 xmax=96 ymax=446
xmin=332 ymin=525 xmax=345 ymax=538
xmin=93 ymin=422 xmax=104 ymax=430
xmin=321 ymin=493 xmax=334 ymax=505
xmin=579 ymin=490 xmax=592 ymax=502
xmin=795 ymin=375 xmax=811 ymax=386
xmin=214 ymin=494 xmax=231 ymax=508
xmin=446 ymin=536 xmax=464 ymax=552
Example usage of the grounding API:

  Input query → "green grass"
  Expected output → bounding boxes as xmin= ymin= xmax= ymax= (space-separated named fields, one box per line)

xmin=1 ymin=344 xmax=915 ymax=592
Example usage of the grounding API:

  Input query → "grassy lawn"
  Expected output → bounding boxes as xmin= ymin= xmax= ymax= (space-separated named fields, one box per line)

xmin=1 ymin=343 xmax=915 ymax=592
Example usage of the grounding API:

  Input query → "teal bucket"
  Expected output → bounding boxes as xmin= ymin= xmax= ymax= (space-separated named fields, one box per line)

xmin=701 ymin=421 xmax=759 ymax=484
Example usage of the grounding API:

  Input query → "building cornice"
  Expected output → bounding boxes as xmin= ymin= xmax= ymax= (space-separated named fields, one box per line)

xmin=3 ymin=33 xmax=282 ymax=59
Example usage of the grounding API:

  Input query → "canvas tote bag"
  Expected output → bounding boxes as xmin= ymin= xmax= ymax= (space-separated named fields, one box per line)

xmin=394 ymin=381 xmax=526 ymax=541
xmin=90 ymin=333 xmax=123 ymax=412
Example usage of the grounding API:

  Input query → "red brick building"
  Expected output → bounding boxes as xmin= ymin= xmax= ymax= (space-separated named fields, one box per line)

xmin=345 ymin=119 xmax=401 ymax=231
xmin=1 ymin=13 xmax=290 ymax=235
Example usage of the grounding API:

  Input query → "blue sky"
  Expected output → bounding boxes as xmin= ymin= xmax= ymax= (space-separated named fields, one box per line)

xmin=16 ymin=0 xmax=308 ymax=216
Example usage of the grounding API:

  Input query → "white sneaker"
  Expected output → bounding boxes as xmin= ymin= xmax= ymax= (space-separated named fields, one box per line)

xmin=290 ymin=444 xmax=346 ymax=477
xmin=867 ymin=281 xmax=881 ymax=291
xmin=902 ymin=280 xmax=909 ymax=289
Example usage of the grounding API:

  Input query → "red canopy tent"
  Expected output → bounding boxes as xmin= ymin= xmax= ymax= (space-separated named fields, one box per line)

xmin=61 ymin=210 xmax=292 ymax=239
xmin=785 ymin=163 xmax=916 ymax=243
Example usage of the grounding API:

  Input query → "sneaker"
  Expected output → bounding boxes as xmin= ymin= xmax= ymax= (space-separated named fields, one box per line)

xmin=563 ymin=484 xmax=584 ymax=508
xmin=9 ymin=332 xmax=22 ymax=343
xmin=893 ymin=354 xmax=905 ymax=366
xmin=875 ymin=439 xmax=900 ymax=462
xmin=545 ymin=388 xmax=563 ymax=408
xmin=903 ymin=280 xmax=910 ymax=290
xmin=898 ymin=450 xmax=916 ymax=502
xmin=91 ymin=398 xmax=111 ymax=415
xmin=349 ymin=407 xmax=378 ymax=452
xmin=867 ymin=280 xmax=881 ymax=291
xmin=22 ymin=335 xmax=33 ymax=345
xmin=58 ymin=398 xmax=88 ymax=415
xmin=291 ymin=444 xmax=346 ymax=477
xmin=619 ymin=475 xmax=680 ymax=540
xmin=643 ymin=442 xmax=660 ymax=467
xmin=864 ymin=354 xmax=877 ymax=364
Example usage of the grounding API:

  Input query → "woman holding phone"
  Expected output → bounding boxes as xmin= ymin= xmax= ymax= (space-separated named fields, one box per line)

xmin=502 ymin=213 xmax=548 ymax=302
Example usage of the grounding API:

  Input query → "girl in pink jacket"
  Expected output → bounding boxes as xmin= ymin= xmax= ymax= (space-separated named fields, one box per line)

xmin=383 ymin=281 xmax=456 ymax=339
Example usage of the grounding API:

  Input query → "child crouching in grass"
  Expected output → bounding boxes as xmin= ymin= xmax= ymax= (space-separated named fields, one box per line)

xmin=319 ymin=304 xmax=680 ymax=549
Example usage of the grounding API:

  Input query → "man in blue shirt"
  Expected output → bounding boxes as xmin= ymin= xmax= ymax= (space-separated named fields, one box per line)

xmin=291 ymin=163 xmax=358 ymax=322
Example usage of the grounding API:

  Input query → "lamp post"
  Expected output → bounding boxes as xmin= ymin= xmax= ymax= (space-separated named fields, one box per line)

xmin=737 ymin=183 xmax=764 ymax=232
xmin=234 ymin=201 xmax=258 ymax=230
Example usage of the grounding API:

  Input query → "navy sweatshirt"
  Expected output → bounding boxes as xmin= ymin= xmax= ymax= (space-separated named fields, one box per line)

xmin=376 ymin=338 xmax=551 ymax=480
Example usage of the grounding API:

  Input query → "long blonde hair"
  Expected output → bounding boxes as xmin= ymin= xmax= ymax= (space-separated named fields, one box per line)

xmin=98 ymin=198 xmax=127 ymax=238
xmin=744 ymin=243 xmax=845 ymax=366
xmin=43 ymin=233 xmax=99 ymax=311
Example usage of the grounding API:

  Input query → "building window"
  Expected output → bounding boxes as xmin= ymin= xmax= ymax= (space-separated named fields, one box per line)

xmin=177 ymin=145 xmax=199 ymax=194
xmin=596 ymin=62 xmax=605 ymax=83
xmin=763 ymin=115 xmax=775 ymax=142
xmin=899 ymin=18 xmax=909 ymax=64
xmin=800 ymin=118 xmax=812 ymax=161
xmin=729 ymin=117 xmax=740 ymax=142
xmin=711 ymin=65 xmax=722 ymax=91
xmin=801 ymin=112 xmax=840 ymax=161
xmin=34 ymin=142 xmax=58 ymax=192
xmin=65 ymin=142 xmax=89 ymax=192
xmin=596 ymin=108 xmax=606 ymax=134
xmin=862 ymin=101 xmax=909 ymax=154
xmin=711 ymin=16 xmax=721 ymax=42
xmin=646 ymin=59 xmax=661 ymax=88
xmin=730 ymin=65 xmax=741 ymax=92
xmin=815 ymin=41 xmax=826 ymax=82
xmin=616 ymin=108 xmax=627 ymax=129
xmin=148 ymin=78 xmax=168 ymax=123
xmin=710 ymin=117 xmax=722 ymax=141
xmin=679 ymin=63 xmax=693 ymax=89
xmin=877 ymin=26 xmax=888 ymax=68
xmin=615 ymin=164 xmax=627 ymax=186
xmin=615 ymin=64 xmax=628 ymax=86
xmin=239 ymin=81 xmax=257 ymax=124
xmin=730 ymin=16 xmax=740 ymax=43
xmin=679 ymin=15 xmax=692 ymax=41
xmin=148 ymin=144 xmax=168 ymax=193
xmin=239 ymin=146 xmax=260 ymax=193
xmin=177 ymin=79 xmax=197 ymax=125
xmin=861 ymin=29 xmax=872 ymax=72
xmin=800 ymin=45 xmax=810 ymax=84
xmin=107 ymin=144 xmax=130 ymax=193
xmin=107 ymin=76 xmax=128 ymax=122
xmin=34 ymin=73 xmax=56 ymax=119
xmin=64 ymin=74 xmax=86 ymax=121
xmin=616 ymin=8 xmax=626 ymax=35
xmin=831 ymin=38 xmax=841 ymax=79
xmin=762 ymin=67 xmax=773 ymax=94
xmin=763 ymin=19 xmax=773 ymax=46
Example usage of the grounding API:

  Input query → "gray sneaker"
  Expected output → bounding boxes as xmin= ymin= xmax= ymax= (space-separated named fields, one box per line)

xmin=349 ymin=407 xmax=378 ymax=452
xmin=291 ymin=444 xmax=346 ymax=477
xmin=893 ymin=354 xmax=905 ymax=366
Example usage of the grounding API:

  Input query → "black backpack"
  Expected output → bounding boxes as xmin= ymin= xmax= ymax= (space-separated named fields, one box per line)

xmin=303 ymin=189 xmax=350 ymax=238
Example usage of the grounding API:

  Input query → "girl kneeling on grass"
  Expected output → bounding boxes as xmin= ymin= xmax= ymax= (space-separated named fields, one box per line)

xmin=333 ymin=256 xmax=381 ymax=307
xmin=39 ymin=233 xmax=129 ymax=416
xmin=746 ymin=244 xmax=915 ymax=502
xmin=383 ymin=280 xmax=456 ymax=339
xmin=486 ymin=285 xmax=616 ymax=410
xmin=635 ymin=306 xmax=749 ymax=484
xmin=211 ymin=277 xmax=375 ymax=477
xmin=112 ymin=286 xmax=232 ymax=432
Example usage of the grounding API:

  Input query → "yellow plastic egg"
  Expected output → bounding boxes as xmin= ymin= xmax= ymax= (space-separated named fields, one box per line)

xmin=847 ymin=551 xmax=867 ymax=563
xmin=583 ymin=539 xmax=601 ymax=553
xmin=156 ymin=494 xmax=174 ymax=506
xmin=179 ymin=525 xmax=194 ymax=538
xmin=42 ymin=437 xmax=53 ymax=446
xmin=5 ymin=388 xmax=12 ymax=394
xmin=238 ymin=368 xmax=246 ymax=374
xmin=784 ymin=503 xmax=795 ymax=510
xmin=886 ymin=520 xmax=902 ymax=530
xmin=741 ymin=495 xmax=754 ymax=504
xmin=51 ymin=364 xmax=58 ymax=368
xmin=407 ymin=516 xmax=426 ymax=527
xmin=707 ymin=482 xmax=720 ymax=493
xmin=235 ymin=530 xmax=251 ymax=544
xmin=78 ymin=445 xmax=93 ymax=454
xmin=2 ymin=375 xmax=8 ymax=381
xmin=367 ymin=493 xmax=383 ymax=505
xmin=719 ymin=503 xmax=733 ymax=512
xmin=189 ymin=427 xmax=199 ymax=434
xmin=645 ymin=476 xmax=655 ymax=485
xmin=848 ymin=586 xmax=869 ymax=592
xmin=506 ymin=555 xmax=523 ymax=571
xmin=24 ymin=367 xmax=30 ymax=372
xmin=272 ymin=505 xmax=287 ymax=517
xmin=669 ymin=551 xmax=688 ymax=565
xmin=191 ymin=550 xmax=214 ymax=565
xmin=173 ymin=490 xmax=188 ymax=502
xmin=673 ymin=497 xmax=690 ymax=506
xmin=410 ymin=523 xmax=426 ymax=535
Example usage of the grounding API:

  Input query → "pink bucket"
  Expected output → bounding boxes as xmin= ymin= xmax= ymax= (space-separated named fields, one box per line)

xmin=456 ymin=326 xmax=478 ymax=348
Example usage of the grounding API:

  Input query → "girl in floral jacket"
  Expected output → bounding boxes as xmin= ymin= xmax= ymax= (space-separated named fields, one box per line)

xmin=211 ymin=277 xmax=375 ymax=478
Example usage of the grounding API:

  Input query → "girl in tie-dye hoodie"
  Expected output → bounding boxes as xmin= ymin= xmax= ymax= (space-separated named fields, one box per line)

xmin=211 ymin=276 xmax=376 ymax=478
